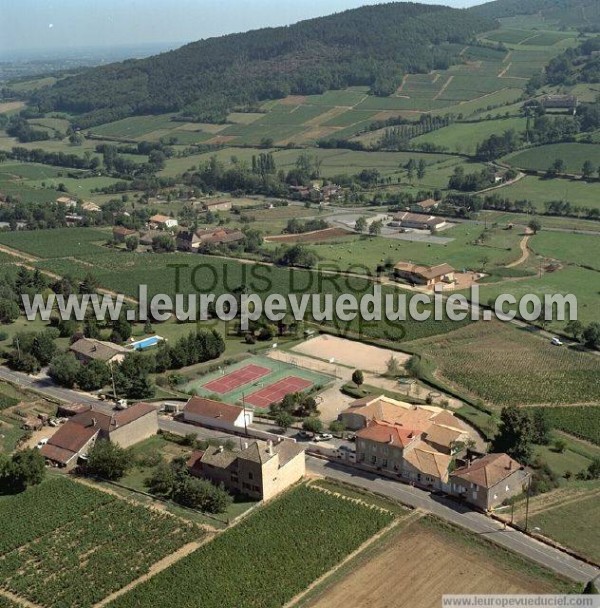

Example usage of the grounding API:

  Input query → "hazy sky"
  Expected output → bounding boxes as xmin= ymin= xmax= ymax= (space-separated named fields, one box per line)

xmin=0 ymin=0 xmax=484 ymax=55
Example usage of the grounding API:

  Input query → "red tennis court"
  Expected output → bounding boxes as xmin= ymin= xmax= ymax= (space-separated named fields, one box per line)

xmin=203 ymin=364 xmax=271 ymax=394
xmin=244 ymin=376 xmax=313 ymax=408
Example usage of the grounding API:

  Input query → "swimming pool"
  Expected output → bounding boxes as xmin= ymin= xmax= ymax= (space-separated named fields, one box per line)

xmin=129 ymin=336 xmax=164 ymax=350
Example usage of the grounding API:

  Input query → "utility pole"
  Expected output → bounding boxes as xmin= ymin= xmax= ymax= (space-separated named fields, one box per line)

xmin=109 ymin=360 xmax=117 ymax=401
xmin=524 ymin=476 xmax=532 ymax=532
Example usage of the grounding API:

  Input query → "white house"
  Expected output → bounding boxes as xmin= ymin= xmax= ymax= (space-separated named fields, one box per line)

xmin=182 ymin=396 xmax=253 ymax=432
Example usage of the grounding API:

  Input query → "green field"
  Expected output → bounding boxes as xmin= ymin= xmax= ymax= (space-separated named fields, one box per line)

xmin=305 ymin=223 xmax=524 ymax=274
xmin=496 ymin=175 xmax=600 ymax=211
xmin=505 ymin=143 xmax=600 ymax=174
xmin=90 ymin=114 xmax=180 ymax=139
xmin=0 ymin=476 xmax=198 ymax=608
xmin=109 ymin=484 xmax=395 ymax=608
xmin=408 ymin=321 xmax=600 ymax=406
xmin=472 ymin=264 xmax=599 ymax=328
xmin=412 ymin=117 xmax=527 ymax=155
xmin=530 ymin=231 xmax=600 ymax=271
xmin=519 ymin=484 xmax=600 ymax=563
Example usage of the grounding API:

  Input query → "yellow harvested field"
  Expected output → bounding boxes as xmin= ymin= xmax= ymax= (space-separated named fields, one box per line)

xmin=292 ymin=334 xmax=410 ymax=373
xmin=307 ymin=524 xmax=559 ymax=608
xmin=0 ymin=101 xmax=25 ymax=114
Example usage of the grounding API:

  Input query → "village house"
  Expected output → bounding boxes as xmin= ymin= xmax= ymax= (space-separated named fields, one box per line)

xmin=182 ymin=396 xmax=254 ymax=433
xmin=56 ymin=196 xmax=77 ymax=208
xmin=195 ymin=227 xmax=245 ymax=247
xmin=112 ymin=226 xmax=138 ymax=243
xmin=41 ymin=402 xmax=158 ymax=468
xmin=393 ymin=262 xmax=455 ymax=287
xmin=187 ymin=437 xmax=305 ymax=501
xmin=202 ymin=200 xmax=232 ymax=212
xmin=413 ymin=198 xmax=439 ymax=212
xmin=390 ymin=212 xmax=447 ymax=231
xmin=450 ymin=453 xmax=530 ymax=511
xmin=69 ymin=338 xmax=129 ymax=365
xmin=149 ymin=214 xmax=178 ymax=229
xmin=176 ymin=230 xmax=202 ymax=252
xmin=81 ymin=201 xmax=101 ymax=213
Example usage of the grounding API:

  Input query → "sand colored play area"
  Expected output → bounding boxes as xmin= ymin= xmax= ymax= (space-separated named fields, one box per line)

xmin=292 ymin=334 xmax=410 ymax=373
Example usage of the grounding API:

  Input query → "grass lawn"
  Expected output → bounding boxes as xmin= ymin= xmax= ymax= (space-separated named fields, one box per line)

xmin=530 ymin=230 xmax=600 ymax=270
xmin=496 ymin=175 xmax=600 ymax=211
xmin=475 ymin=210 xmax=600 ymax=232
xmin=518 ymin=482 xmax=600 ymax=563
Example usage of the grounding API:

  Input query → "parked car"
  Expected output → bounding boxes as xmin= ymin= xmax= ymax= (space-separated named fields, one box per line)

xmin=313 ymin=433 xmax=333 ymax=442
xmin=36 ymin=438 xmax=49 ymax=449
xmin=298 ymin=430 xmax=313 ymax=440
xmin=551 ymin=337 xmax=563 ymax=346
xmin=346 ymin=433 xmax=356 ymax=442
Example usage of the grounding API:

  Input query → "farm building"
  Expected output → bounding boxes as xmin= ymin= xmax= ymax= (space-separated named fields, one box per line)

xmin=70 ymin=338 xmax=129 ymax=365
xmin=81 ymin=201 xmax=101 ymax=213
xmin=187 ymin=437 xmax=305 ymax=501
xmin=176 ymin=230 xmax=202 ymax=251
xmin=390 ymin=212 xmax=447 ymax=231
xmin=413 ymin=198 xmax=439 ymax=212
xmin=41 ymin=402 xmax=158 ymax=468
xmin=182 ymin=396 xmax=253 ymax=432
xmin=393 ymin=262 xmax=455 ymax=287
xmin=55 ymin=196 xmax=77 ymax=208
xmin=540 ymin=94 xmax=578 ymax=114
xmin=450 ymin=453 xmax=530 ymax=511
xmin=112 ymin=226 xmax=138 ymax=243
xmin=149 ymin=214 xmax=178 ymax=229
xmin=202 ymin=200 xmax=232 ymax=212
xmin=195 ymin=227 xmax=245 ymax=246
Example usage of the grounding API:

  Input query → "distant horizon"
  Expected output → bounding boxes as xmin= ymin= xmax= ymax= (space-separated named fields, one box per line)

xmin=0 ymin=0 xmax=489 ymax=58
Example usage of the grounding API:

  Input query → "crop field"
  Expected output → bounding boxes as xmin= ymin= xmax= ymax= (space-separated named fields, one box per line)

xmin=504 ymin=143 xmax=600 ymax=174
xmin=0 ymin=227 xmax=109 ymax=258
xmin=408 ymin=321 xmax=600 ymax=406
xmin=109 ymin=484 xmax=395 ymax=608
xmin=0 ymin=162 xmax=70 ymax=180
xmin=90 ymin=114 xmax=180 ymax=139
xmin=515 ymin=484 xmax=600 ymax=564
xmin=484 ymin=29 xmax=538 ymax=44
xmin=304 ymin=516 xmax=573 ymax=608
xmin=412 ymin=117 xmax=527 ymax=154
xmin=0 ymin=477 xmax=198 ymax=608
xmin=527 ymin=406 xmax=600 ymax=445
xmin=496 ymin=175 xmax=600 ymax=210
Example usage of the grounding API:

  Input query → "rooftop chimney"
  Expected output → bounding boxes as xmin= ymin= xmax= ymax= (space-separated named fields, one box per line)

xmin=267 ymin=440 xmax=274 ymax=456
xmin=217 ymin=445 xmax=224 ymax=453
xmin=243 ymin=441 xmax=248 ymax=450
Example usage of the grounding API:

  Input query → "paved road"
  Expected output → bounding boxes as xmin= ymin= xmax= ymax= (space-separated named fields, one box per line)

xmin=0 ymin=366 xmax=100 ymax=406
xmin=306 ymin=457 xmax=599 ymax=584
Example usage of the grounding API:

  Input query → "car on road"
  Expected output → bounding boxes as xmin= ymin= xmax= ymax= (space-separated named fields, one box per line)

xmin=313 ymin=433 xmax=333 ymax=442
xmin=36 ymin=438 xmax=49 ymax=449
xmin=551 ymin=337 xmax=564 ymax=346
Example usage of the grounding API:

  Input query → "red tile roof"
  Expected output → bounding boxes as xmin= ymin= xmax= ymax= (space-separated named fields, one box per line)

xmin=41 ymin=424 xmax=99 ymax=464
xmin=451 ymin=453 xmax=523 ymax=489
xmin=184 ymin=397 xmax=243 ymax=424
xmin=357 ymin=420 xmax=420 ymax=448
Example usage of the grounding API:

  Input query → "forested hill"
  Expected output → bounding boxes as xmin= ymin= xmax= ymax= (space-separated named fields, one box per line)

xmin=469 ymin=0 xmax=600 ymax=28
xmin=29 ymin=2 xmax=496 ymax=127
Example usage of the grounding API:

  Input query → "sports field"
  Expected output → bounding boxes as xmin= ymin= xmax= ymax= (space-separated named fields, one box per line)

xmin=184 ymin=355 xmax=333 ymax=409
xmin=244 ymin=376 xmax=313 ymax=408
xmin=202 ymin=363 xmax=271 ymax=393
